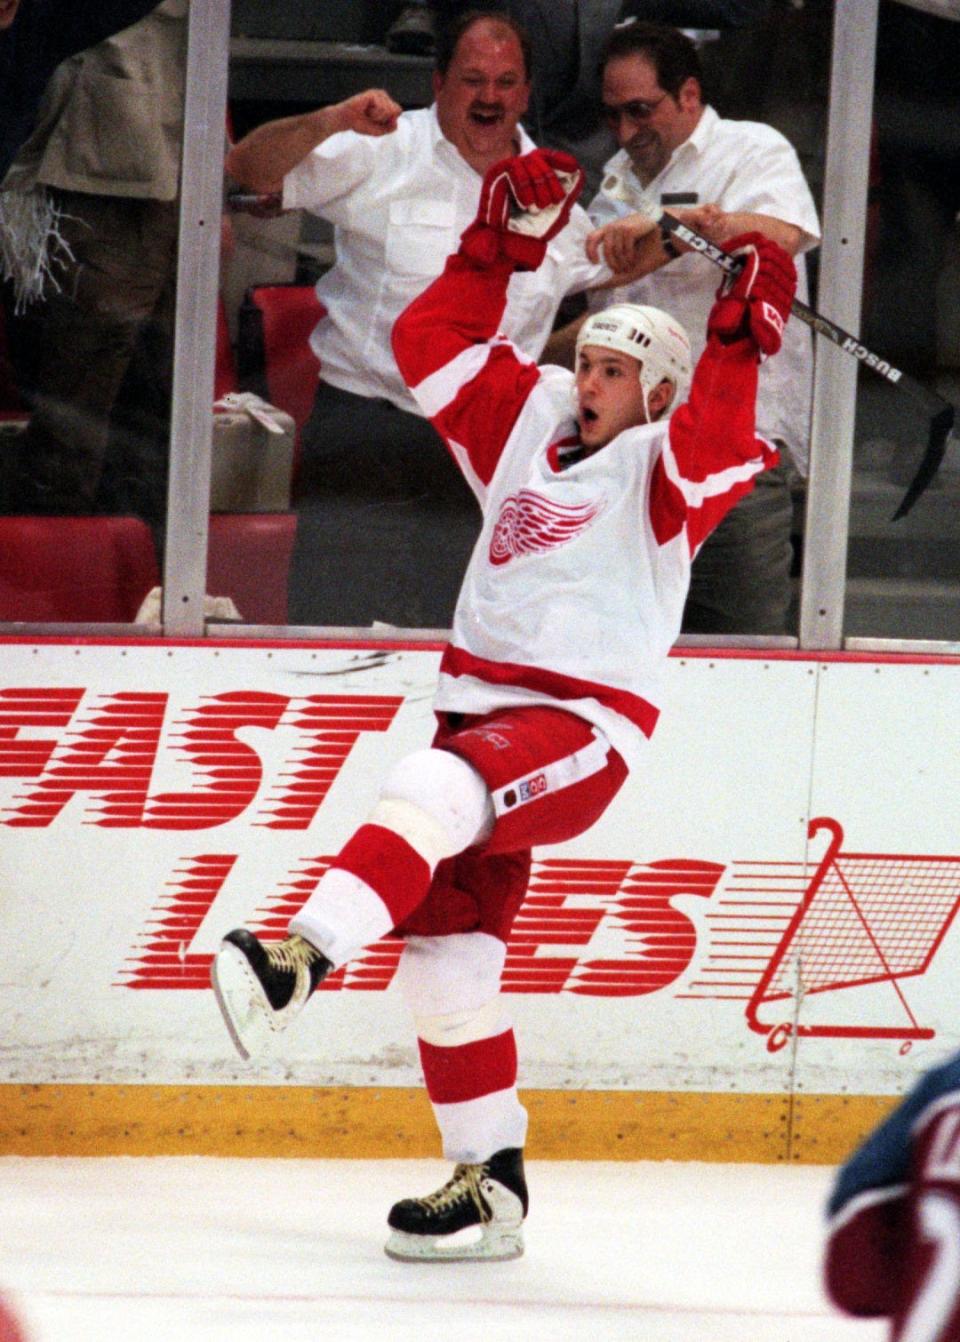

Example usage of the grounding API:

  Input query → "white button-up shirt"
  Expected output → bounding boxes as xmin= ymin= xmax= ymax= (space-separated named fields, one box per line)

xmin=589 ymin=105 xmax=821 ymax=472
xmin=283 ymin=105 xmax=607 ymax=414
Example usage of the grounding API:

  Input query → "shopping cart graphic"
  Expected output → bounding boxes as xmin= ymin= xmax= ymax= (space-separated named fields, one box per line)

xmin=747 ymin=817 xmax=960 ymax=1052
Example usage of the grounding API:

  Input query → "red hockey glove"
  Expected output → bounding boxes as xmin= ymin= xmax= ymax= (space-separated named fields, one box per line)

xmin=707 ymin=232 xmax=797 ymax=358
xmin=460 ymin=149 xmax=585 ymax=271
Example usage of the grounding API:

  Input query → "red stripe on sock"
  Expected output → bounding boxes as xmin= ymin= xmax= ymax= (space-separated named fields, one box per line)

xmin=334 ymin=823 xmax=432 ymax=927
xmin=418 ymin=1029 xmax=518 ymax=1106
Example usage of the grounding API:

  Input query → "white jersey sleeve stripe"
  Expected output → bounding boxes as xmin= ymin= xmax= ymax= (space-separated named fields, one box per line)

xmin=661 ymin=433 xmax=767 ymax=507
xmin=412 ymin=343 xmax=498 ymax=420
xmin=412 ymin=336 xmax=535 ymax=422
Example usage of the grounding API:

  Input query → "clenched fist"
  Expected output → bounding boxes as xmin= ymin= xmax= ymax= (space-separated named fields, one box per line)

xmin=460 ymin=149 xmax=585 ymax=271
xmin=332 ymin=89 xmax=402 ymax=138
xmin=707 ymin=233 xmax=797 ymax=358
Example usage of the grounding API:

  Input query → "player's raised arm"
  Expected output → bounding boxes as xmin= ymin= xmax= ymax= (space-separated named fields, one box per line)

xmin=392 ymin=149 xmax=584 ymax=490
xmin=225 ymin=89 xmax=402 ymax=194
xmin=660 ymin=233 xmax=796 ymax=552
xmin=393 ymin=148 xmax=585 ymax=384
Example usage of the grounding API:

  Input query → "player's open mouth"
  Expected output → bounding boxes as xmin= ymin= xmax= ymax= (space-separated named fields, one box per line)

xmin=581 ymin=408 xmax=598 ymax=425
xmin=470 ymin=108 xmax=503 ymax=127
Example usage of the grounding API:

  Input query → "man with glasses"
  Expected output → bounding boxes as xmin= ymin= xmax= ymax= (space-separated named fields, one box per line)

xmin=558 ymin=20 xmax=820 ymax=637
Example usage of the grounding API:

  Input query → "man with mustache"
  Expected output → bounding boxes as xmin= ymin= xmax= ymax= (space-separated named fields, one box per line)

xmin=224 ymin=11 xmax=610 ymax=631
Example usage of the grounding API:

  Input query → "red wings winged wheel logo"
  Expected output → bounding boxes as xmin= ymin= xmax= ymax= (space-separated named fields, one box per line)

xmin=489 ymin=488 xmax=603 ymax=566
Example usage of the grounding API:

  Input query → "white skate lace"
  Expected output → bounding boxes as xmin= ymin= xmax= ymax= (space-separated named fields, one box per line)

xmin=419 ymin=1164 xmax=490 ymax=1223
xmin=265 ymin=935 xmax=322 ymax=975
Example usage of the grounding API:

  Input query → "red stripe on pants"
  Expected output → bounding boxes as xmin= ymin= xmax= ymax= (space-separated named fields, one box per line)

xmin=333 ymin=823 xmax=433 ymax=928
xmin=418 ymin=1029 xmax=518 ymax=1106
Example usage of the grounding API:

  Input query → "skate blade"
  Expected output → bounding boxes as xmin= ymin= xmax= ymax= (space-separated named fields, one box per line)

xmin=384 ymin=1224 xmax=524 ymax=1263
xmin=210 ymin=940 xmax=274 ymax=1061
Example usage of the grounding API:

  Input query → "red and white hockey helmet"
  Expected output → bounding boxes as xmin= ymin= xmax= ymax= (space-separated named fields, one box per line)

xmin=576 ymin=302 xmax=692 ymax=418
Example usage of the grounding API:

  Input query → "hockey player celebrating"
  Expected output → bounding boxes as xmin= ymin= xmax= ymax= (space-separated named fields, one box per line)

xmin=211 ymin=149 xmax=796 ymax=1263
xmin=825 ymin=1048 xmax=960 ymax=1340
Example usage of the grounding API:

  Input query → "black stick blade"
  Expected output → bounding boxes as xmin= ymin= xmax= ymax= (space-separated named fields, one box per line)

xmin=892 ymin=404 xmax=956 ymax=520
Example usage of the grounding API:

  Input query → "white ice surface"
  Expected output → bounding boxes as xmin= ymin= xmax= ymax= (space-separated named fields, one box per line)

xmin=0 ymin=1157 xmax=885 ymax=1342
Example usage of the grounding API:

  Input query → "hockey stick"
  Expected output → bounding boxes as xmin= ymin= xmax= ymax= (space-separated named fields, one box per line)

xmin=658 ymin=211 xmax=956 ymax=519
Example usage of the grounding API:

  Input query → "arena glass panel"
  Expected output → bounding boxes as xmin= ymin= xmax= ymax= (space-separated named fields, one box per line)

xmin=841 ymin=1 xmax=960 ymax=650
xmin=12 ymin=3 xmax=958 ymax=652
xmin=214 ymin=3 xmax=836 ymax=645
xmin=0 ymin=0 xmax=195 ymax=633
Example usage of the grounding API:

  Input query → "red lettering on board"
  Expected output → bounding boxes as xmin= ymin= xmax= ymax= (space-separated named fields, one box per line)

xmin=118 ymin=853 xmax=724 ymax=996
xmin=0 ymin=689 xmax=403 ymax=830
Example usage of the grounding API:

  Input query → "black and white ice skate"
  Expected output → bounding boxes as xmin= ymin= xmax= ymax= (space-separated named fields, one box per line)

xmin=385 ymin=1148 xmax=528 ymax=1262
xmin=210 ymin=930 xmax=330 ymax=1060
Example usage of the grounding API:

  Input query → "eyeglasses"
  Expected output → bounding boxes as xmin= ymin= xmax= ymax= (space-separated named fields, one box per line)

xmin=601 ymin=94 xmax=669 ymax=125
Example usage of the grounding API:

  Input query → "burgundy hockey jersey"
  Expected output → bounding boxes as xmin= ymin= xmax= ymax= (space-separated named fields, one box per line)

xmin=392 ymin=252 xmax=776 ymax=770
xmin=825 ymin=1051 xmax=960 ymax=1341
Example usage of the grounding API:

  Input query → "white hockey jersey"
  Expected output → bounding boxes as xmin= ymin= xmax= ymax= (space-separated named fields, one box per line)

xmin=392 ymin=253 xmax=776 ymax=771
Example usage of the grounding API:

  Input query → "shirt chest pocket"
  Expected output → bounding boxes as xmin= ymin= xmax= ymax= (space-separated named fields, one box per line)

xmin=385 ymin=198 xmax=457 ymax=277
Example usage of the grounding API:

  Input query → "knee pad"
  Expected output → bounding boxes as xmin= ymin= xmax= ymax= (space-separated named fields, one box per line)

xmin=415 ymin=997 xmax=508 ymax=1047
xmin=396 ymin=932 xmax=507 ymax=1016
xmin=370 ymin=748 xmax=494 ymax=866
xmin=405 ymin=936 xmax=509 ymax=1047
